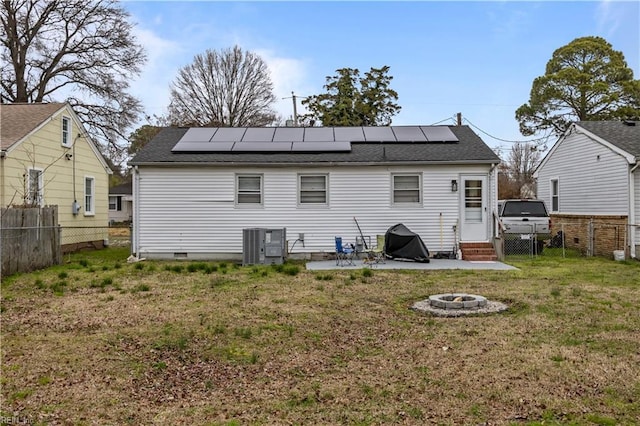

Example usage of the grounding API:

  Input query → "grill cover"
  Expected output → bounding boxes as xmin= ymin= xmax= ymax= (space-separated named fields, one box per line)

xmin=384 ymin=223 xmax=430 ymax=263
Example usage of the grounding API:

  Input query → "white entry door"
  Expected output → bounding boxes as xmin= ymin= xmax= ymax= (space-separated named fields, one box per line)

xmin=460 ymin=175 xmax=488 ymax=242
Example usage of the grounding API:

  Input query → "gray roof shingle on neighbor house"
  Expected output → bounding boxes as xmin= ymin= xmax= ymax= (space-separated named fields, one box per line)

xmin=129 ymin=125 xmax=501 ymax=166
xmin=577 ymin=121 xmax=640 ymax=158
xmin=109 ymin=181 xmax=132 ymax=195
xmin=1 ymin=102 xmax=66 ymax=150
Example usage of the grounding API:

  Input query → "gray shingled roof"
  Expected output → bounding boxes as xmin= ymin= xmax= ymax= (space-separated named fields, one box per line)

xmin=577 ymin=121 xmax=640 ymax=158
xmin=130 ymin=125 xmax=500 ymax=166
xmin=109 ymin=181 xmax=132 ymax=195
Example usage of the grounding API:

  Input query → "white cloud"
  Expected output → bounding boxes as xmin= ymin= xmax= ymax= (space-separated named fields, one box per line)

xmin=596 ymin=0 xmax=620 ymax=37
xmin=130 ymin=27 xmax=184 ymax=121
xmin=254 ymin=49 xmax=312 ymax=122
xmin=128 ymin=24 xmax=313 ymax=126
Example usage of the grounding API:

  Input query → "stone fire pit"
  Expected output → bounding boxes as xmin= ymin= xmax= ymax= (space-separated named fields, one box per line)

xmin=411 ymin=293 xmax=508 ymax=317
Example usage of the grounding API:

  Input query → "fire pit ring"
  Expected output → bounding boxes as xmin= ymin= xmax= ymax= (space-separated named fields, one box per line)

xmin=428 ymin=293 xmax=487 ymax=310
xmin=411 ymin=293 xmax=508 ymax=317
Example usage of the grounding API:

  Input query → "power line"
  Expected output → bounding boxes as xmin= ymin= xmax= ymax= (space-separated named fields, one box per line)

xmin=462 ymin=117 xmax=553 ymax=145
xmin=429 ymin=115 xmax=457 ymax=126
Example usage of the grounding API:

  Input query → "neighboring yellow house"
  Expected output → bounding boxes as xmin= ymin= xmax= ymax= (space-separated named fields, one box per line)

xmin=1 ymin=102 xmax=112 ymax=250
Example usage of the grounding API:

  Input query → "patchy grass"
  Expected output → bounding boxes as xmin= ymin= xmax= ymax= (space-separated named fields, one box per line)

xmin=1 ymin=248 xmax=639 ymax=424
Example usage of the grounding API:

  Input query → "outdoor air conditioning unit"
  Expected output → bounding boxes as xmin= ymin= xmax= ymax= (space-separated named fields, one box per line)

xmin=242 ymin=228 xmax=287 ymax=265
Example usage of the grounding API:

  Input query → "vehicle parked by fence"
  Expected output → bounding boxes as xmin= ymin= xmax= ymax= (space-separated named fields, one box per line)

xmin=498 ymin=199 xmax=551 ymax=255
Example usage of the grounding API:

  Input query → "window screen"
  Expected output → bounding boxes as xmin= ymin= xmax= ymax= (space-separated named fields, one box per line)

xmin=393 ymin=174 xmax=421 ymax=203
xmin=300 ymin=175 xmax=327 ymax=204
xmin=237 ymin=175 xmax=262 ymax=204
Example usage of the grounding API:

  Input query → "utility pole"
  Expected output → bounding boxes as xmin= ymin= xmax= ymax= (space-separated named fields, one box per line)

xmin=292 ymin=92 xmax=298 ymax=126
xmin=283 ymin=91 xmax=302 ymax=126
xmin=457 ymin=112 xmax=462 ymax=126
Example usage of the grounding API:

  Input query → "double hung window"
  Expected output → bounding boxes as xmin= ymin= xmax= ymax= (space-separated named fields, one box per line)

xmin=85 ymin=176 xmax=95 ymax=215
xmin=299 ymin=175 xmax=327 ymax=205
xmin=237 ymin=175 xmax=262 ymax=205
xmin=27 ymin=168 xmax=43 ymax=206
xmin=392 ymin=174 xmax=421 ymax=204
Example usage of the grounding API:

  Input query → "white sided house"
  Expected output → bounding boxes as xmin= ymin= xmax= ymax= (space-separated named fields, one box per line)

xmin=534 ymin=121 xmax=639 ymax=259
xmin=129 ymin=125 xmax=502 ymax=261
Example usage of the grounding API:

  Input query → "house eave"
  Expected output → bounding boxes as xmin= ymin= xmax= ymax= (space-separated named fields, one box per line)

xmin=129 ymin=159 xmax=499 ymax=168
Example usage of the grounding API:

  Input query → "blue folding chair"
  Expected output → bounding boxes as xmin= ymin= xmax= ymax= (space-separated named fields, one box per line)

xmin=335 ymin=236 xmax=355 ymax=266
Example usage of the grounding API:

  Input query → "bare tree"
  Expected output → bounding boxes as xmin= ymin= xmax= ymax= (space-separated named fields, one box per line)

xmin=499 ymin=143 xmax=541 ymax=199
xmin=168 ymin=45 xmax=277 ymax=127
xmin=0 ymin=0 xmax=146 ymax=155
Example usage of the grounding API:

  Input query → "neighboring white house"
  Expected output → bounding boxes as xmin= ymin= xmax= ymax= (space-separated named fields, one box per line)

xmin=108 ymin=181 xmax=133 ymax=223
xmin=129 ymin=125 xmax=501 ymax=260
xmin=534 ymin=120 xmax=639 ymax=259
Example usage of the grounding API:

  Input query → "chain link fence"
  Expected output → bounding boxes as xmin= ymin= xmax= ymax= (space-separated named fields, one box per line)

xmin=500 ymin=219 xmax=638 ymax=260
xmin=60 ymin=225 xmax=131 ymax=253
xmin=499 ymin=221 xmax=546 ymax=257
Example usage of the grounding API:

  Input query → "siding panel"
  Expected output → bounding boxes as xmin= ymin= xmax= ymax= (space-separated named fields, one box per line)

xmin=537 ymin=132 xmax=629 ymax=215
xmin=137 ymin=165 xmax=494 ymax=257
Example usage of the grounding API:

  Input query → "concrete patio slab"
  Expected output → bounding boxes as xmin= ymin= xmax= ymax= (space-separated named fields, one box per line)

xmin=306 ymin=258 xmax=518 ymax=271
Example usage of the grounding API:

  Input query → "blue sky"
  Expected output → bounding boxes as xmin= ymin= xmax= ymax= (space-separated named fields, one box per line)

xmin=123 ymin=0 xmax=639 ymax=154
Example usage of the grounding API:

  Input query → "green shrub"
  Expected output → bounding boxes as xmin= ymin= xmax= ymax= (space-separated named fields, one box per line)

xmin=282 ymin=265 xmax=300 ymax=276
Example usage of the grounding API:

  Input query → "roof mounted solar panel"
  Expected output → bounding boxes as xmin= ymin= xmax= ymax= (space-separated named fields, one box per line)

xmin=303 ymin=127 xmax=335 ymax=141
xmin=273 ymin=127 xmax=304 ymax=141
xmin=391 ymin=126 xmax=428 ymax=142
xmin=211 ymin=127 xmax=247 ymax=142
xmin=363 ymin=126 xmax=395 ymax=142
xmin=333 ymin=127 xmax=366 ymax=142
xmin=291 ymin=141 xmax=351 ymax=152
xmin=180 ymin=127 xmax=217 ymax=142
xmin=421 ymin=126 xmax=458 ymax=142
xmin=172 ymin=141 xmax=234 ymax=152
xmin=232 ymin=141 xmax=293 ymax=152
xmin=243 ymin=127 xmax=276 ymax=142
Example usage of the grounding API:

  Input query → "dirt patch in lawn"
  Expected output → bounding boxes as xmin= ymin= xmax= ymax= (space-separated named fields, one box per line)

xmin=1 ymin=252 xmax=639 ymax=425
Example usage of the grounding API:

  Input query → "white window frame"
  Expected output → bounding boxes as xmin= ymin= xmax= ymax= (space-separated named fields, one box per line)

xmin=392 ymin=173 xmax=422 ymax=204
xmin=550 ymin=178 xmax=559 ymax=212
xmin=236 ymin=174 xmax=263 ymax=206
xmin=26 ymin=167 xmax=44 ymax=206
xmin=298 ymin=174 xmax=328 ymax=206
xmin=109 ymin=195 xmax=121 ymax=211
xmin=84 ymin=176 xmax=95 ymax=216
xmin=62 ymin=116 xmax=72 ymax=147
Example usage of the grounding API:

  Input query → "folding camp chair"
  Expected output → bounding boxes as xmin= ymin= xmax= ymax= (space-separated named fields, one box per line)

xmin=365 ymin=234 xmax=386 ymax=266
xmin=335 ymin=236 xmax=355 ymax=266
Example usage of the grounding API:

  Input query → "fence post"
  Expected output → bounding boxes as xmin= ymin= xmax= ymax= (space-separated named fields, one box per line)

xmin=561 ymin=223 xmax=565 ymax=258
xmin=587 ymin=218 xmax=595 ymax=257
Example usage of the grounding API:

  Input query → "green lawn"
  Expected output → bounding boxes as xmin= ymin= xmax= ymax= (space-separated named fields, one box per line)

xmin=1 ymin=248 xmax=639 ymax=425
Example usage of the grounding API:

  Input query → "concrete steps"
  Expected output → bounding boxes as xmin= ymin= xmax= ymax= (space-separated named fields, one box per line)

xmin=459 ymin=242 xmax=498 ymax=261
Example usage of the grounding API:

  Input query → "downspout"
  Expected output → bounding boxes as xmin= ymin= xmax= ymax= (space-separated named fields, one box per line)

xmin=630 ymin=162 xmax=638 ymax=259
xmin=1 ymin=150 xmax=4 ymax=281
xmin=490 ymin=163 xmax=499 ymax=238
xmin=132 ymin=165 xmax=139 ymax=256
xmin=1 ymin=150 xmax=5 ymax=207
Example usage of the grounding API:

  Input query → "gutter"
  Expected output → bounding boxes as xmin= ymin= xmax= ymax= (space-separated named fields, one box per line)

xmin=129 ymin=159 xmax=501 ymax=168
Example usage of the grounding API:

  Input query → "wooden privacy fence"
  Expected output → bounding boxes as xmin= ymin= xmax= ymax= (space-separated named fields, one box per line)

xmin=1 ymin=206 xmax=61 ymax=278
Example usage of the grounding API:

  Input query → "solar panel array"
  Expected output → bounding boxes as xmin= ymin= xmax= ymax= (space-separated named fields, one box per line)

xmin=171 ymin=126 xmax=458 ymax=152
